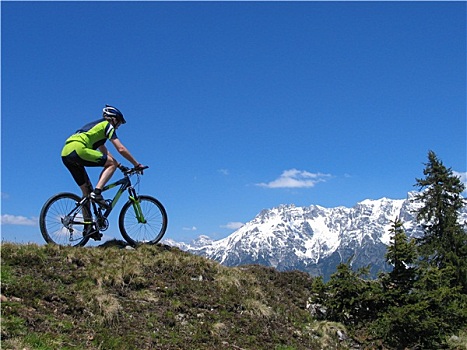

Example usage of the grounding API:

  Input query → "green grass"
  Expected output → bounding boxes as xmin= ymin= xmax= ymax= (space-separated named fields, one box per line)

xmin=1 ymin=242 xmax=354 ymax=349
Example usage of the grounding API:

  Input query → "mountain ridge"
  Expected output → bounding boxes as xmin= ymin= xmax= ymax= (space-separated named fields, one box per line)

xmin=164 ymin=192 xmax=467 ymax=280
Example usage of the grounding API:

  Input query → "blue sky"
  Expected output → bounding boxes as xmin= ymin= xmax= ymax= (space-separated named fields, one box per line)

xmin=2 ymin=1 xmax=466 ymax=245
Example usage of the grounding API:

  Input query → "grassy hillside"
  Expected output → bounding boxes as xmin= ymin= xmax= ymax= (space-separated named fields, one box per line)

xmin=1 ymin=242 xmax=357 ymax=350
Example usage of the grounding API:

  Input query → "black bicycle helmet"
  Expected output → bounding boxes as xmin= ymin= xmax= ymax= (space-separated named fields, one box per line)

xmin=103 ymin=105 xmax=126 ymax=124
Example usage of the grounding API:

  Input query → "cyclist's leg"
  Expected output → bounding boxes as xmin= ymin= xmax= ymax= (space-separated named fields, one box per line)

xmin=62 ymin=144 xmax=106 ymax=239
xmin=80 ymin=180 xmax=93 ymax=197
xmin=59 ymin=156 xmax=93 ymax=239
xmin=62 ymin=142 xmax=106 ymax=195
xmin=95 ymin=154 xmax=118 ymax=191
xmin=73 ymin=147 xmax=116 ymax=209
xmin=72 ymin=145 xmax=117 ymax=191
xmin=62 ymin=151 xmax=92 ymax=197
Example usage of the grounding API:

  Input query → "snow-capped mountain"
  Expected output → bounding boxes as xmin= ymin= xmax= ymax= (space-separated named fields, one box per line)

xmin=165 ymin=192 xmax=467 ymax=280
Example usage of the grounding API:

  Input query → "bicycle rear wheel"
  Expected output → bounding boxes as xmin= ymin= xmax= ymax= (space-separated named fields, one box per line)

xmin=119 ymin=195 xmax=168 ymax=246
xmin=39 ymin=192 xmax=91 ymax=247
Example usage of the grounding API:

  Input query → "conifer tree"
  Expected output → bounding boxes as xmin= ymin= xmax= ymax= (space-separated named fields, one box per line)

xmin=373 ymin=212 xmax=466 ymax=348
xmin=323 ymin=261 xmax=380 ymax=326
xmin=370 ymin=218 xmax=418 ymax=347
xmin=414 ymin=150 xmax=467 ymax=291
xmin=384 ymin=217 xmax=417 ymax=298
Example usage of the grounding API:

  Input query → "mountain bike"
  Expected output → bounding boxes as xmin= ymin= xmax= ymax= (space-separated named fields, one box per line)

xmin=39 ymin=166 xmax=168 ymax=247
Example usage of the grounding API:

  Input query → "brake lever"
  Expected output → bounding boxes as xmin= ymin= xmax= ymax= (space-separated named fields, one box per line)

xmin=135 ymin=165 xmax=149 ymax=175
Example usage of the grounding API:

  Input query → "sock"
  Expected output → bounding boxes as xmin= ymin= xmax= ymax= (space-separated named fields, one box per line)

xmin=94 ymin=188 xmax=102 ymax=195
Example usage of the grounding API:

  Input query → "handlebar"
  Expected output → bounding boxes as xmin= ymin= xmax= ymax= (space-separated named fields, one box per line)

xmin=121 ymin=165 xmax=149 ymax=176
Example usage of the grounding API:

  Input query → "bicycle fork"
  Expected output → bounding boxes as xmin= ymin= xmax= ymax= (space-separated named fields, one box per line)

xmin=128 ymin=187 xmax=147 ymax=224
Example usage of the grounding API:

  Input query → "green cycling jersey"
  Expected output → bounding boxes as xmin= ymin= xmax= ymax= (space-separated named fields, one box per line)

xmin=63 ymin=118 xmax=118 ymax=150
xmin=61 ymin=119 xmax=119 ymax=184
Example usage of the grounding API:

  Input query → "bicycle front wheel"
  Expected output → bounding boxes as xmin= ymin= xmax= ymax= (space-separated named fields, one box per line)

xmin=119 ymin=195 xmax=168 ymax=246
xmin=39 ymin=192 xmax=91 ymax=247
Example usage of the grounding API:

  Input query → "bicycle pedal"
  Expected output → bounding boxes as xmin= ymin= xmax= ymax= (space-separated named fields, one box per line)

xmin=97 ymin=201 xmax=111 ymax=210
xmin=90 ymin=232 xmax=103 ymax=241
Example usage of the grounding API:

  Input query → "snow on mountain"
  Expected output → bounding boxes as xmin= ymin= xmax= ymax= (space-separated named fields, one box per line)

xmin=165 ymin=192 xmax=466 ymax=280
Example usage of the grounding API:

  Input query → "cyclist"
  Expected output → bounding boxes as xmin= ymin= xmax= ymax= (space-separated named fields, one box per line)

xmin=61 ymin=105 xmax=145 ymax=207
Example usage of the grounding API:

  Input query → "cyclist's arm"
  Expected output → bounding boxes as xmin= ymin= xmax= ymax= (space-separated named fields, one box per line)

xmin=110 ymin=138 xmax=139 ymax=167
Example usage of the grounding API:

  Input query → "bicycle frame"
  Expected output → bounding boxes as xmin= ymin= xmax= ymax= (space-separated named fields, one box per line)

xmin=100 ymin=175 xmax=147 ymax=223
xmin=67 ymin=172 xmax=146 ymax=233
xmin=100 ymin=176 xmax=132 ymax=217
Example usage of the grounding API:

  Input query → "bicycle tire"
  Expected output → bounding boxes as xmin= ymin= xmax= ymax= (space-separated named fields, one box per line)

xmin=39 ymin=192 xmax=91 ymax=247
xmin=119 ymin=195 xmax=168 ymax=246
